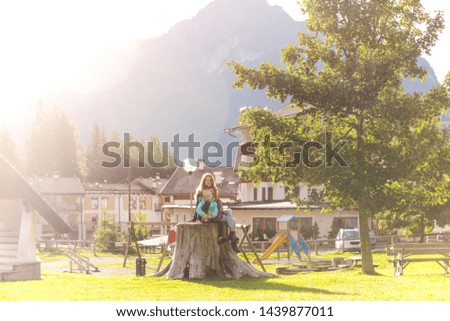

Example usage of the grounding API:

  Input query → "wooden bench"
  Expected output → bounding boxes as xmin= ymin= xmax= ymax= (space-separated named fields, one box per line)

xmin=387 ymin=243 xmax=450 ymax=276
xmin=348 ymin=256 xmax=379 ymax=268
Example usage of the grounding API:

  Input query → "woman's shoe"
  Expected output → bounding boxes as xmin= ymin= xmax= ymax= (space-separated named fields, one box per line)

xmin=228 ymin=231 xmax=240 ymax=253
xmin=218 ymin=236 xmax=228 ymax=244
xmin=218 ymin=226 xmax=228 ymax=244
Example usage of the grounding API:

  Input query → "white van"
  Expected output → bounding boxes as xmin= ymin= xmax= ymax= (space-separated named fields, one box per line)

xmin=335 ymin=228 xmax=376 ymax=251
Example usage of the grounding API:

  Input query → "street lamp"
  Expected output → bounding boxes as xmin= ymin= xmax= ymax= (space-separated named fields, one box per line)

xmin=183 ymin=158 xmax=198 ymax=214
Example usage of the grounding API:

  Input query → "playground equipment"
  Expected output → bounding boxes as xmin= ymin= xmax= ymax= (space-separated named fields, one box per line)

xmin=64 ymin=249 xmax=99 ymax=274
xmin=121 ymin=222 xmax=178 ymax=276
xmin=251 ymin=215 xmax=310 ymax=264
xmin=254 ymin=233 xmax=287 ymax=262
xmin=122 ymin=222 xmax=177 ymax=268
xmin=136 ymin=229 xmax=176 ymax=275
xmin=289 ymin=235 xmax=301 ymax=258
xmin=234 ymin=224 xmax=267 ymax=271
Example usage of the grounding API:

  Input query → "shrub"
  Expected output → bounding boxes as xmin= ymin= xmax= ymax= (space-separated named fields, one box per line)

xmin=133 ymin=212 xmax=149 ymax=240
xmin=93 ymin=211 xmax=123 ymax=250
xmin=301 ymin=222 xmax=320 ymax=240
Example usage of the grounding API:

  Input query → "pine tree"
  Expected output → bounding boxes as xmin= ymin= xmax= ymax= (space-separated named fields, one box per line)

xmin=0 ymin=125 xmax=21 ymax=170
xmin=26 ymin=105 xmax=81 ymax=177
xmin=26 ymin=103 xmax=50 ymax=176
xmin=86 ymin=122 xmax=107 ymax=182
xmin=51 ymin=107 xmax=80 ymax=176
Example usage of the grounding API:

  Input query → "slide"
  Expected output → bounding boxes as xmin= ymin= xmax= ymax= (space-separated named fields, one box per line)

xmin=137 ymin=235 xmax=168 ymax=247
xmin=298 ymin=235 xmax=310 ymax=258
xmin=289 ymin=235 xmax=301 ymax=260
xmin=252 ymin=233 xmax=287 ymax=264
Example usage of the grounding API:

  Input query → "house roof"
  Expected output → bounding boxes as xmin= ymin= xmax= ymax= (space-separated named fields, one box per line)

xmin=271 ymin=105 xmax=305 ymax=119
xmin=0 ymin=155 xmax=72 ymax=234
xmin=29 ymin=176 xmax=85 ymax=195
xmin=133 ymin=177 xmax=169 ymax=194
xmin=83 ymin=181 xmax=151 ymax=194
xmin=160 ymin=165 xmax=239 ymax=198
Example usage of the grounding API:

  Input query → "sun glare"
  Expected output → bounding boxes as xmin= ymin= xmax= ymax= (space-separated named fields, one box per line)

xmin=0 ymin=0 xmax=448 ymax=142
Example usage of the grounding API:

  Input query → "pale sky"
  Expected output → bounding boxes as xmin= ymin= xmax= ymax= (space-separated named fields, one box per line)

xmin=0 ymin=0 xmax=449 ymax=138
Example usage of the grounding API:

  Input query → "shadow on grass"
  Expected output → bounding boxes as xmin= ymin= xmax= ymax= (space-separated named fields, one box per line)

xmin=183 ymin=277 xmax=344 ymax=296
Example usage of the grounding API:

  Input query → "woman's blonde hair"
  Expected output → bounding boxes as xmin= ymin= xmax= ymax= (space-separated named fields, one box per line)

xmin=195 ymin=173 xmax=219 ymax=201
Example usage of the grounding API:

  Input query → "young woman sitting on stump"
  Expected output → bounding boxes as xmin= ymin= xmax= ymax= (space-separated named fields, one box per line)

xmin=191 ymin=173 xmax=240 ymax=252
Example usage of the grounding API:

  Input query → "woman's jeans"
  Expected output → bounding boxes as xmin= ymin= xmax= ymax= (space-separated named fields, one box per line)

xmin=217 ymin=208 xmax=236 ymax=231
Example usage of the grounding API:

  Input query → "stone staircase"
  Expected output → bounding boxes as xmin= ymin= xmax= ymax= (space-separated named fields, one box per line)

xmin=0 ymin=226 xmax=19 ymax=280
xmin=0 ymin=218 xmax=41 ymax=282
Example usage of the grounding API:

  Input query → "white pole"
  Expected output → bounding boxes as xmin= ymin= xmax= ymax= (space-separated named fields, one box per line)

xmin=189 ymin=172 xmax=193 ymax=212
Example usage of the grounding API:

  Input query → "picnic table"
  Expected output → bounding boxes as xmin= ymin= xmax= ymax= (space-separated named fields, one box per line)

xmin=387 ymin=243 xmax=450 ymax=276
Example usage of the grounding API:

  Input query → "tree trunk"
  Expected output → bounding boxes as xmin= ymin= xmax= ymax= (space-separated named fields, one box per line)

xmin=356 ymin=119 xmax=375 ymax=275
xmin=166 ymin=222 xmax=275 ymax=279
xmin=358 ymin=206 xmax=375 ymax=275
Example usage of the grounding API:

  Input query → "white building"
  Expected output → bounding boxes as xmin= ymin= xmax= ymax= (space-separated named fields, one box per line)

xmin=83 ymin=177 xmax=166 ymax=237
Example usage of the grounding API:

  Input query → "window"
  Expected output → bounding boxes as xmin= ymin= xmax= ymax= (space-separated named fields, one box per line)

xmin=286 ymin=217 xmax=313 ymax=230
xmin=262 ymin=187 xmax=266 ymax=201
xmin=92 ymin=215 xmax=97 ymax=227
xmin=268 ymin=187 xmax=273 ymax=201
xmin=139 ymin=196 xmax=146 ymax=210
xmin=91 ymin=197 xmax=99 ymax=210
xmin=299 ymin=217 xmax=312 ymax=230
xmin=252 ymin=217 xmax=277 ymax=241
xmin=100 ymin=197 xmax=108 ymax=209
xmin=335 ymin=217 xmax=358 ymax=229
xmin=131 ymin=196 xmax=138 ymax=210
xmin=125 ymin=196 xmax=138 ymax=210
xmin=253 ymin=188 xmax=258 ymax=201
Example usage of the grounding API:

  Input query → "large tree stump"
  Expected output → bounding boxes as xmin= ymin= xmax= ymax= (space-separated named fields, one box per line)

xmin=166 ymin=222 xmax=275 ymax=279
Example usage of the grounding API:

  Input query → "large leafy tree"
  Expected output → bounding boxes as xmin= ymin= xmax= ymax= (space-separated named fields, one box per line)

xmin=228 ymin=0 xmax=449 ymax=274
xmin=378 ymin=114 xmax=450 ymax=240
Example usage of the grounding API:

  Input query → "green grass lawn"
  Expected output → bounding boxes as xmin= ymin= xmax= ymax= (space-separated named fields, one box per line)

xmin=1 ymin=251 xmax=449 ymax=301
